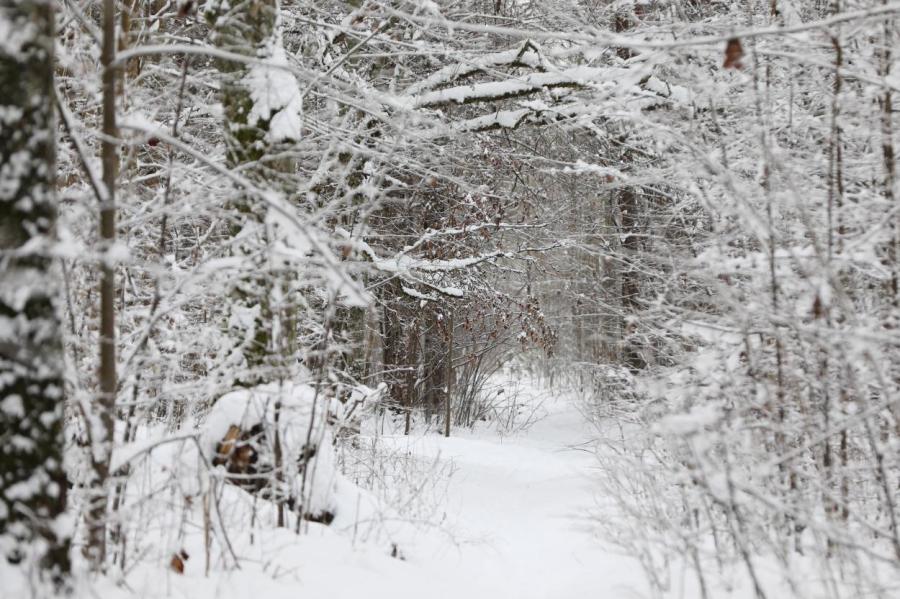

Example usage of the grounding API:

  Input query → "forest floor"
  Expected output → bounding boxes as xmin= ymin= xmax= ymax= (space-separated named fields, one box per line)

xmin=4 ymin=381 xmax=709 ymax=599
xmin=371 ymin=385 xmax=654 ymax=599
xmin=133 ymin=380 xmax=666 ymax=599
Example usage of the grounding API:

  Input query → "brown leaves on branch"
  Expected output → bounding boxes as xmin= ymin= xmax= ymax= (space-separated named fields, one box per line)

xmin=723 ymin=38 xmax=744 ymax=70
xmin=170 ymin=550 xmax=189 ymax=574
xmin=176 ymin=1 xmax=194 ymax=18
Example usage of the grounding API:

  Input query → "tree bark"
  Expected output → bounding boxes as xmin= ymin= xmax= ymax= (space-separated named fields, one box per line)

xmin=87 ymin=0 xmax=120 ymax=570
xmin=618 ymin=186 xmax=645 ymax=370
xmin=0 ymin=0 xmax=71 ymax=586
xmin=206 ymin=0 xmax=297 ymax=387
xmin=445 ymin=312 xmax=453 ymax=438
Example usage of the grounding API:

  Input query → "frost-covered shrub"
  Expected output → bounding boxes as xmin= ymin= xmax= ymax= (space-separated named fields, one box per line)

xmin=200 ymin=382 xmax=379 ymax=521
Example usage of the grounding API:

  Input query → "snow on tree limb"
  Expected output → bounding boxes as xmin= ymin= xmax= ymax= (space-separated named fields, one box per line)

xmin=407 ymin=65 xmax=615 ymax=109
xmin=405 ymin=39 xmax=548 ymax=96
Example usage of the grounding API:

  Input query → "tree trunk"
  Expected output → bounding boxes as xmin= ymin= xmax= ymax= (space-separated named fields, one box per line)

xmin=206 ymin=0 xmax=299 ymax=388
xmin=380 ymin=280 xmax=408 ymax=408
xmin=618 ymin=186 xmax=645 ymax=370
xmin=445 ymin=312 xmax=454 ymax=438
xmin=83 ymin=0 xmax=120 ymax=570
xmin=0 ymin=0 xmax=71 ymax=586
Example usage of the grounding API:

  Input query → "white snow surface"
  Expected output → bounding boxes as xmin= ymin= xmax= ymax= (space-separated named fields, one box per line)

xmin=2 ymin=379 xmax=787 ymax=598
xmin=369 ymin=391 xmax=654 ymax=599
xmin=245 ymin=41 xmax=303 ymax=142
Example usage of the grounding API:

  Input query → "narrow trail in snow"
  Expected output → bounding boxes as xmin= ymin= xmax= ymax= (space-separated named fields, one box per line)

xmin=21 ymin=387 xmax=663 ymax=599
xmin=380 ymin=391 xmax=652 ymax=599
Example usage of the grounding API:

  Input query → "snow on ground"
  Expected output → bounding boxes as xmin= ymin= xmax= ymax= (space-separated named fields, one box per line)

xmin=1 ymin=379 xmax=678 ymax=599
xmin=374 ymin=386 xmax=653 ymax=599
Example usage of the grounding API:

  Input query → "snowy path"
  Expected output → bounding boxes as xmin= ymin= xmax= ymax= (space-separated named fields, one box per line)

xmin=375 ymin=392 xmax=652 ymax=599
xmin=66 ymin=388 xmax=658 ymax=599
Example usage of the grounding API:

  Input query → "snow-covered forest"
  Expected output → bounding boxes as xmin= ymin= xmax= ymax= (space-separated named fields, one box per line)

xmin=2 ymin=0 xmax=900 ymax=597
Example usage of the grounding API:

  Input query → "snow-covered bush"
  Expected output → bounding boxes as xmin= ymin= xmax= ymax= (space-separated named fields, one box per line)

xmin=200 ymin=382 xmax=382 ymax=521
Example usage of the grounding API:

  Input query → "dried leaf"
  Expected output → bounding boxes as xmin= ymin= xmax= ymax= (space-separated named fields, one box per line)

xmin=723 ymin=38 xmax=744 ymax=70
xmin=812 ymin=294 xmax=824 ymax=319
xmin=170 ymin=554 xmax=184 ymax=574
xmin=177 ymin=0 xmax=194 ymax=17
